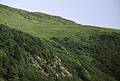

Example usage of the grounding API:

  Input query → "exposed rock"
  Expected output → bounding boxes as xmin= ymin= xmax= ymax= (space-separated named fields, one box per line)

xmin=29 ymin=55 xmax=48 ymax=76
xmin=29 ymin=55 xmax=72 ymax=78
xmin=36 ymin=55 xmax=47 ymax=64
xmin=60 ymin=66 xmax=72 ymax=77
xmin=50 ymin=56 xmax=72 ymax=78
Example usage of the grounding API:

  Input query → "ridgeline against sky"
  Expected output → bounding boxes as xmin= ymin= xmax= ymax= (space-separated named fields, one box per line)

xmin=0 ymin=0 xmax=120 ymax=29
xmin=0 ymin=3 xmax=120 ymax=81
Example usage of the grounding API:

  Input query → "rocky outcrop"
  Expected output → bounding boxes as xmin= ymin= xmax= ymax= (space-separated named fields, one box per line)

xmin=29 ymin=55 xmax=48 ymax=76
xmin=50 ymin=56 xmax=72 ymax=78
xmin=29 ymin=54 xmax=72 ymax=79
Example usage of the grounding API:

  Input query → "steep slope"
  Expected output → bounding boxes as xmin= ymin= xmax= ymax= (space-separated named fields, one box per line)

xmin=0 ymin=4 xmax=118 ymax=39
xmin=51 ymin=31 xmax=120 ymax=81
xmin=0 ymin=4 xmax=76 ymax=25
xmin=0 ymin=24 xmax=75 ymax=81
xmin=0 ymin=24 xmax=118 ymax=81
xmin=0 ymin=4 xmax=120 ymax=81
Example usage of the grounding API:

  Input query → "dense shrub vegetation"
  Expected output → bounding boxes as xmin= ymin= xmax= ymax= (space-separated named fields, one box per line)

xmin=0 ymin=24 xmax=53 ymax=81
xmin=0 ymin=4 xmax=120 ymax=81
xmin=51 ymin=31 xmax=120 ymax=81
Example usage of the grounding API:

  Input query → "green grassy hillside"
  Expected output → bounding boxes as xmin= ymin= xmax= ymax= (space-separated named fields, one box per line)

xmin=0 ymin=4 xmax=120 ymax=81
xmin=0 ymin=4 xmax=119 ymax=39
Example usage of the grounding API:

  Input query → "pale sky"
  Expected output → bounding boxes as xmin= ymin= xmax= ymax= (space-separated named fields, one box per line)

xmin=0 ymin=0 xmax=120 ymax=29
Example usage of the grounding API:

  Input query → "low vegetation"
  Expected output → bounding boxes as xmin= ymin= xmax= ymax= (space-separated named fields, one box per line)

xmin=0 ymin=4 xmax=120 ymax=81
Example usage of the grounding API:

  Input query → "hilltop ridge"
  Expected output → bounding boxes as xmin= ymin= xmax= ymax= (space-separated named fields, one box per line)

xmin=0 ymin=4 xmax=120 ymax=81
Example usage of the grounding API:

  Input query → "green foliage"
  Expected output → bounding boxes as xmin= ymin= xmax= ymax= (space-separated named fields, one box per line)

xmin=90 ymin=32 xmax=120 ymax=80
xmin=0 ymin=24 xmax=54 ymax=81
xmin=0 ymin=4 xmax=120 ymax=81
